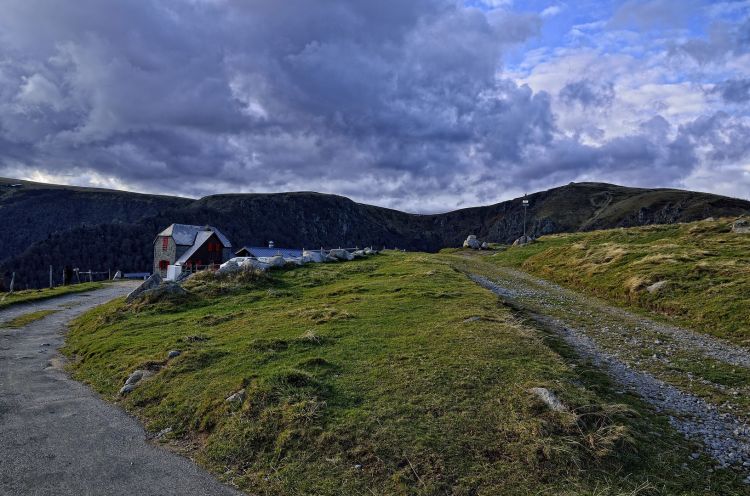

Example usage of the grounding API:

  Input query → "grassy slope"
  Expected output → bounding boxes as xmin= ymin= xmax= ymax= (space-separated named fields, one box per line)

xmin=63 ymin=252 xmax=744 ymax=494
xmin=0 ymin=282 xmax=103 ymax=310
xmin=482 ymin=218 xmax=750 ymax=346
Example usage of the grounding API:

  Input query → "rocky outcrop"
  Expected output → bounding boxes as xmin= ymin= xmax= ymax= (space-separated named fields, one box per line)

xmin=732 ymin=217 xmax=750 ymax=234
xmin=463 ymin=235 xmax=481 ymax=249
xmin=512 ymin=235 xmax=535 ymax=246
xmin=125 ymin=273 xmax=162 ymax=303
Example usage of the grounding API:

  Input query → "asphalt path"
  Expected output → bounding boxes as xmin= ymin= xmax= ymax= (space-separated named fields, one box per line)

xmin=0 ymin=283 xmax=241 ymax=496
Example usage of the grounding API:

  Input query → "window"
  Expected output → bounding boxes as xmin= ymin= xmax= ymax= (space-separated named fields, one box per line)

xmin=159 ymin=260 xmax=169 ymax=270
xmin=162 ymin=237 xmax=169 ymax=250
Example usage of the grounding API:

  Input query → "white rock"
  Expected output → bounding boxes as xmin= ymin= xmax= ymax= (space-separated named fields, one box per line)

xmin=463 ymin=235 xmax=481 ymax=249
xmin=732 ymin=217 xmax=750 ymax=234
xmin=225 ymin=389 xmax=246 ymax=409
xmin=646 ymin=280 xmax=669 ymax=293
xmin=119 ymin=384 xmax=137 ymax=396
xmin=328 ymin=249 xmax=354 ymax=261
xmin=302 ymin=250 xmax=327 ymax=263
xmin=529 ymin=387 xmax=567 ymax=412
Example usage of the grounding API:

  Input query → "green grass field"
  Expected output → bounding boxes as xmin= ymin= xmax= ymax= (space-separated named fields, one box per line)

xmin=0 ymin=282 xmax=103 ymax=310
xmin=63 ymin=252 xmax=744 ymax=494
xmin=478 ymin=218 xmax=750 ymax=347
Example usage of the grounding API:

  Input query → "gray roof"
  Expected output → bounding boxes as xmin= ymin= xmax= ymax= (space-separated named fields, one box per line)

xmin=176 ymin=231 xmax=214 ymax=264
xmin=158 ymin=224 xmax=231 ymax=248
xmin=236 ymin=246 xmax=303 ymax=258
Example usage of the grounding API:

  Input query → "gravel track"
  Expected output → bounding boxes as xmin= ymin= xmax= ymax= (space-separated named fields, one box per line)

xmin=0 ymin=283 xmax=242 ymax=496
xmin=470 ymin=270 xmax=750 ymax=477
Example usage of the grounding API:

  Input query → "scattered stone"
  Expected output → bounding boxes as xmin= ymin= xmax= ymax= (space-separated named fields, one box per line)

xmin=167 ymin=350 xmax=181 ymax=359
xmin=216 ymin=260 xmax=240 ymax=275
xmin=463 ymin=316 xmax=481 ymax=323
xmin=137 ymin=282 xmax=187 ymax=301
xmin=125 ymin=273 xmax=162 ymax=303
xmin=328 ymin=249 xmax=354 ymax=261
xmin=512 ymin=235 xmax=535 ymax=246
xmin=647 ymin=280 xmax=669 ymax=294
xmin=225 ymin=389 xmax=246 ymax=409
xmin=732 ymin=217 xmax=750 ymax=234
xmin=119 ymin=384 xmax=137 ymax=396
xmin=303 ymin=250 xmax=327 ymax=263
xmin=481 ymin=241 xmax=490 ymax=249
xmin=266 ymin=255 xmax=286 ymax=268
xmin=529 ymin=387 xmax=567 ymax=412
xmin=463 ymin=235 xmax=481 ymax=249
xmin=691 ymin=452 xmax=700 ymax=459
xmin=155 ymin=427 xmax=173 ymax=439
xmin=125 ymin=370 xmax=146 ymax=385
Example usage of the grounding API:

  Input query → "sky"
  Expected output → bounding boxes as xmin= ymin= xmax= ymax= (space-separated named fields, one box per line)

xmin=0 ymin=0 xmax=748 ymax=212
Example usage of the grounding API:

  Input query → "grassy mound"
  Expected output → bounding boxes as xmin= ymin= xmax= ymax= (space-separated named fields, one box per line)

xmin=482 ymin=218 xmax=750 ymax=346
xmin=64 ymin=252 xmax=741 ymax=494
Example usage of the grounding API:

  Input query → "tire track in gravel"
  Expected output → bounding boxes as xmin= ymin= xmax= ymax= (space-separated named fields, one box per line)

xmin=470 ymin=270 xmax=750 ymax=480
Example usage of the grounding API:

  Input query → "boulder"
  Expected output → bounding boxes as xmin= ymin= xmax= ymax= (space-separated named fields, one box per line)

xmin=264 ymin=256 xmax=286 ymax=268
xmin=138 ymin=282 xmax=187 ymax=301
xmin=119 ymin=384 xmax=137 ymax=396
xmin=125 ymin=370 xmax=145 ymax=385
xmin=480 ymin=242 xmax=490 ymax=249
xmin=646 ymin=280 xmax=669 ymax=294
xmin=217 ymin=259 xmax=241 ymax=275
xmin=167 ymin=350 xmax=181 ymax=359
xmin=732 ymin=217 xmax=750 ymax=234
xmin=529 ymin=387 xmax=566 ymax=412
xmin=352 ymin=250 xmax=366 ymax=258
xmin=125 ymin=273 xmax=162 ymax=303
xmin=302 ymin=250 xmax=327 ymax=263
xmin=225 ymin=389 xmax=246 ymax=409
xmin=462 ymin=235 xmax=481 ymax=249
xmin=328 ymin=249 xmax=354 ymax=261
xmin=512 ymin=235 xmax=535 ymax=246
xmin=235 ymin=257 xmax=271 ymax=272
xmin=284 ymin=257 xmax=305 ymax=266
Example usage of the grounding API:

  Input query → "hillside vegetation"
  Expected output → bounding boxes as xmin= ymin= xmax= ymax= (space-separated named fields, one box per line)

xmin=483 ymin=218 xmax=750 ymax=346
xmin=3 ymin=176 xmax=749 ymax=288
xmin=63 ymin=252 xmax=744 ymax=494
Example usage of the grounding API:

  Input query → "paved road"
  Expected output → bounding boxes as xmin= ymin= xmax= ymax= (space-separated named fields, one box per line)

xmin=0 ymin=283 xmax=242 ymax=496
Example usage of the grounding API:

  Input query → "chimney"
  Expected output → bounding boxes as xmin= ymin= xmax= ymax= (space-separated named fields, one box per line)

xmin=268 ymin=240 xmax=275 ymax=249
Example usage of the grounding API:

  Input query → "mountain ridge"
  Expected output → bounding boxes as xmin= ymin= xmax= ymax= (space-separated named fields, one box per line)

xmin=2 ymin=177 xmax=748 ymax=288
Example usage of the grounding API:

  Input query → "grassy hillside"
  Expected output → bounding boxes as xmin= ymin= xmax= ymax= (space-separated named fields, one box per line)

xmin=63 ymin=252 xmax=743 ymax=494
xmin=483 ymin=218 xmax=750 ymax=346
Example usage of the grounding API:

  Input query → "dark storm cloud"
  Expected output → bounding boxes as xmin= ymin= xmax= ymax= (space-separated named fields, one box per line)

xmin=0 ymin=0 xmax=748 ymax=210
xmin=712 ymin=78 xmax=750 ymax=103
xmin=559 ymin=80 xmax=616 ymax=108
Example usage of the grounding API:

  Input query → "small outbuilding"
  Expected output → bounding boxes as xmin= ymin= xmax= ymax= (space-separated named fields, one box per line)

xmin=235 ymin=242 xmax=303 ymax=259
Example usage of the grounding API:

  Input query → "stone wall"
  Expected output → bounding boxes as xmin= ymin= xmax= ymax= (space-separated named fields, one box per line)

xmin=153 ymin=236 xmax=176 ymax=277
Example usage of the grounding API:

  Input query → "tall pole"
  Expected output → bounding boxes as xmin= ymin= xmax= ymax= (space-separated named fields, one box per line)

xmin=522 ymin=195 xmax=529 ymax=238
xmin=49 ymin=265 xmax=53 ymax=289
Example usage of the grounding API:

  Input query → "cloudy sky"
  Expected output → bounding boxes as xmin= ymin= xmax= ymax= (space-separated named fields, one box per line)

xmin=0 ymin=0 xmax=748 ymax=212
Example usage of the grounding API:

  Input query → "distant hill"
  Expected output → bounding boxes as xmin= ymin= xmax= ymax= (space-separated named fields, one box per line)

xmin=1 ymin=177 xmax=748 ymax=288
